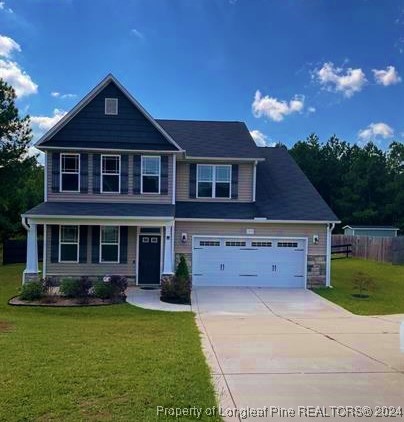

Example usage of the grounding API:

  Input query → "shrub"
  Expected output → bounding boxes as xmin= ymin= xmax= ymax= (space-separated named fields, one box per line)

xmin=41 ymin=276 xmax=58 ymax=296
xmin=60 ymin=277 xmax=92 ymax=301
xmin=161 ymin=256 xmax=191 ymax=304
xmin=109 ymin=275 xmax=128 ymax=300
xmin=175 ymin=255 xmax=190 ymax=281
xmin=352 ymin=271 xmax=375 ymax=298
xmin=20 ymin=281 xmax=44 ymax=301
xmin=93 ymin=281 xmax=115 ymax=300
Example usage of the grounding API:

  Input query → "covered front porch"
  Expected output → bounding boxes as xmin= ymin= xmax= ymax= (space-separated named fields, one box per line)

xmin=21 ymin=202 xmax=175 ymax=284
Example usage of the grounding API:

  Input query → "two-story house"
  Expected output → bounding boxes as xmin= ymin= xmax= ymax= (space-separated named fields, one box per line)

xmin=22 ymin=74 xmax=339 ymax=288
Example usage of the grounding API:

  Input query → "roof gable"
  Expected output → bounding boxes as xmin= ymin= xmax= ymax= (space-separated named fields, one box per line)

xmin=37 ymin=75 xmax=181 ymax=151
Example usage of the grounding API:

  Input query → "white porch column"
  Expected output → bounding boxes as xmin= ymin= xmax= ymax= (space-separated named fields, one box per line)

xmin=162 ymin=223 xmax=174 ymax=275
xmin=22 ymin=218 xmax=39 ymax=283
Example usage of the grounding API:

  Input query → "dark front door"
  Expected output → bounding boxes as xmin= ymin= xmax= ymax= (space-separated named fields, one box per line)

xmin=138 ymin=235 xmax=161 ymax=284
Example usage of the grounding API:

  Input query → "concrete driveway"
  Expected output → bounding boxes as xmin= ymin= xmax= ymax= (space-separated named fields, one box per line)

xmin=192 ymin=287 xmax=404 ymax=421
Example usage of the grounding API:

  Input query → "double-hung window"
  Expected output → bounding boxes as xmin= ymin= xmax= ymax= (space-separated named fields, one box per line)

xmin=197 ymin=165 xmax=231 ymax=198
xmin=100 ymin=226 xmax=120 ymax=263
xmin=59 ymin=225 xmax=79 ymax=262
xmin=60 ymin=153 xmax=80 ymax=192
xmin=141 ymin=156 xmax=160 ymax=193
xmin=101 ymin=155 xmax=120 ymax=193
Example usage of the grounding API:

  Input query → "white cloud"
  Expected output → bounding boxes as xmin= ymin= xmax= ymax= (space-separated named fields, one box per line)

xmin=0 ymin=2 xmax=13 ymax=13
xmin=131 ymin=28 xmax=144 ymax=39
xmin=372 ymin=66 xmax=401 ymax=86
xmin=0 ymin=59 xmax=38 ymax=97
xmin=0 ymin=35 xmax=21 ymax=58
xmin=51 ymin=91 xmax=77 ymax=99
xmin=252 ymin=90 xmax=304 ymax=122
xmin=314 ymin=62 xmax=367 ymax=97
xmin=308 ymin=106 xmax=316 ymax=113
xmin=250 ymin=130 xmax=268 ymax=146
xmin=358 ymin=122 xmax=394 ymax=141
xmin=30 ymin=109 xmax=67 ymax=137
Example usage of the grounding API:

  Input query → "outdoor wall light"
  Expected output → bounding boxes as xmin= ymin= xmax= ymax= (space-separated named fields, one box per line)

xmin=313 ymin=235 xmax=319 ymax=244
xmin=181 ymin=233 xmax=187 ymax=243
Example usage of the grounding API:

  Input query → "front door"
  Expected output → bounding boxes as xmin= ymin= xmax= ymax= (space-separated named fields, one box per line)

xmin=138 ymin=235 xmax=161 ymax=284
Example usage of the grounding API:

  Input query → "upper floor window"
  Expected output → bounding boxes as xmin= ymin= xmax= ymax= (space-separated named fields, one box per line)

xmin=105 ymin=98 xmax=118 ymax=115
xmin=197 ymin=164 xmax=231 ymax=198
xmin=141 ymin=156 xmax=160 ymax=194
xmin=59 ymin=225 xmax=79 ymax=262
xmin=101 ymin=155 xmax=120 ymax=193
xmin=60 ymin=153 xmax=80 ymax=192
xmin=100 ymin=226 xmax=120 ymax=263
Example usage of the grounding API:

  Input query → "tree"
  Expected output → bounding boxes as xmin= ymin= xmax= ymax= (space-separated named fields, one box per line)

xmin=0 ymin=79 xmax=43 ymax=240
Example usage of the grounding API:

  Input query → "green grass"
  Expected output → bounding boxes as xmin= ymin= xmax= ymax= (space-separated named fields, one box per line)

xmin=314 ymin=258 xmax=404 ymax=315
xmin=0 ymin=265 xmax=220 ymax=421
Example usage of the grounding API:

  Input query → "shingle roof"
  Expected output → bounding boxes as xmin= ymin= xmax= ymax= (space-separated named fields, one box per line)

xmin=157 ymin=119 xmax=261 ymax=159
xmin=23 ymin=202 xmax=175 ymax=218
xmin=255 ymin=147 xmax=339 ymax=221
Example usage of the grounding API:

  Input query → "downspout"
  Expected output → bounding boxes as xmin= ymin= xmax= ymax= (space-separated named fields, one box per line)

xmin=326 ymin=222 xmax=335 ymax=287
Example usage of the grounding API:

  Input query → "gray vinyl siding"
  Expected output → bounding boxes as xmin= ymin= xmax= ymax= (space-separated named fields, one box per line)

xmin=175 ymin=161 xmax=254 ymax=202
xmin=174 ymin=221 xmax=327 ymax=256
xmin=46 ymin=226 xmax=137 ymax=277
xmin=47 ymin=151 xmax=173 ymax=203
xmin=344 ymin=228 xmax=398 ymax=237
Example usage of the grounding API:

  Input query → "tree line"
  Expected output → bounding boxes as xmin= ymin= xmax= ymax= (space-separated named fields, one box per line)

xmin=0 ymin=79 xmax=403 ymax=241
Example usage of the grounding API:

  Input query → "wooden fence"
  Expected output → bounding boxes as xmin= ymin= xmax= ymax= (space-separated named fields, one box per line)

xmin=332 ymin=234 xmax=404 ymax=265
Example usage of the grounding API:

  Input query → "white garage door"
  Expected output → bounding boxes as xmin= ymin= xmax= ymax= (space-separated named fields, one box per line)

xmin=192 ymin=237 xmax=307 ymax=288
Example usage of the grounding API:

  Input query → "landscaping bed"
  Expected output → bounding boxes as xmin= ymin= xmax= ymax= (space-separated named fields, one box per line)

xmin=314 ymin=257 xmax=404 ymax=315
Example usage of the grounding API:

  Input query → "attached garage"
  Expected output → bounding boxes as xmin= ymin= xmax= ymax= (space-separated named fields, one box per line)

xmin=192 ymin=236 xmax=307 ymax=288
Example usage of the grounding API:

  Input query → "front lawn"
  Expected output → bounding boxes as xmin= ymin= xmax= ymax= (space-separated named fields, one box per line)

xmin=314 ymin=258 xmax=404 ymax=315
xmin=0 ymin=265 xmax=220 ymax=421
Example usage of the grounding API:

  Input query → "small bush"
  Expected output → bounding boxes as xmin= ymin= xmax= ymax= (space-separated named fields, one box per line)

xmin=41 ymin=276 xmax=58 ymax=296
xmin=109 ymin=275 xmax=128 ymax=300
xmin=60 ymin=277 xmax=92 ymax=300
xmin=20 ymin=281 xmax=44 ymax=301
xmin=93 ymin=281 xmax=115 ymax=300
xmin=161 ymin=256 xmax=191 ymax=304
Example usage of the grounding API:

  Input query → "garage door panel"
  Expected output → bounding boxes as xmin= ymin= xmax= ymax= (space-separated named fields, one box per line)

xmin=192 ymin=237 xmax=306 ymax=288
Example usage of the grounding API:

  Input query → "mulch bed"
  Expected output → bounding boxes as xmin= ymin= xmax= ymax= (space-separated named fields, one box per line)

xmin=8 ymin=296 xmax=122 ymax=307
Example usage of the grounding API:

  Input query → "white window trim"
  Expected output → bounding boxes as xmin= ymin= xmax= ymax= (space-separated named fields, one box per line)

xmin=60 ymin=153 xmax=80 ymax=193
xmin=101 ymin=154 xmax=121 ymax=194
xmin=196 ymin=164 xmax=232 ymax=199
xmin=141 ymin=155 xmax=161 ymax=194
xmin=99 ymin=225 xmax=120 ymax=263
xmin=104 ymin=98 xmax=118 ymax=115
xmin=59 ymin=225 xmax=79 ymax=263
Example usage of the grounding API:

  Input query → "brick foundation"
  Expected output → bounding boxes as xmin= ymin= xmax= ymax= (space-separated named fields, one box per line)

xmin=307 ymin=255 xmax=327 ymax=288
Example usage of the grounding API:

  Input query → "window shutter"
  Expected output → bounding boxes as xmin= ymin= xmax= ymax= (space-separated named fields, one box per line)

xmin=161 ymin=156 xmax=168 ymax=194
xmin=93 ymin=154 xmax=101 ymax=194
xmin=91 ymin=226 xmax=100 ymax=263
xmin=50 ymin=225 xmax=59 ymax=263
xmin=120 ymin=226 xmax=128 ymax=264
xmin=51 ymin=152 xmax=60 ymax=192
xmin=231 ymin=164 xmax=239 ymax=199
xmin=79 ymin=226 xmax=88 ymax=263
xmin=189 ymin=163 xmax=196 ymax=198
xmin=80 ymin=153 xmax=88 ymax=193
xmin=133 ymin=155 xmax=141 ymax=194
xmin=121 ymin=155 xmax=128 ymax=194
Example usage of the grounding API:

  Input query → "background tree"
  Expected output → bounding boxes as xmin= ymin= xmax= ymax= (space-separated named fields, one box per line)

xmin=0 ymin=79 xmax=43 ymax=240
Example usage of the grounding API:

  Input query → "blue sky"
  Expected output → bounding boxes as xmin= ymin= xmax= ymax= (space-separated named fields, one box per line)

xmin=1 ymin=0 xmax=404 ymax=150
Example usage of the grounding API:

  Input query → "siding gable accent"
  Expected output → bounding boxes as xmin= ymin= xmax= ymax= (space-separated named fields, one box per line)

xmin=80 ymin=153 xmax=88 ymax=193
xmin=79 ymin=226 xmax=88 ymax=263
xmin=189 ymin=163 xmax=197 ymax=198
xmin=92 ymin=154 xmax=101 ymax=194
xmin=50 ymin=225 xmax=59 ymax=263
xmin=120 ymin=226 xmax=128 ymax=264
xmin=51 ymin=153 xmax=60 ymax=192
xmin=92 ymin=226 xmax=100 ymax=263
xmin=231 ymin=164 xmax=239 ymax=200
xmin=133 ymin=155 xmax=141 ymax=194
xmin=121 ymin=154 xmax=129 ymax=194
xmin=161 ymin=155 xmax=168 ymax=194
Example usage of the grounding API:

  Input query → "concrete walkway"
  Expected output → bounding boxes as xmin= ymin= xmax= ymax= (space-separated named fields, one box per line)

xmin=126 ymin=286 xmax=191 ymax=312
xmin=193 ymin=287 xmax=404 ymax=421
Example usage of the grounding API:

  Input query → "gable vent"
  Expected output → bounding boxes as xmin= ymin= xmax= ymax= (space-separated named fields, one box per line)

xmin=105 ymin=98 xmax=118 ymax=115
